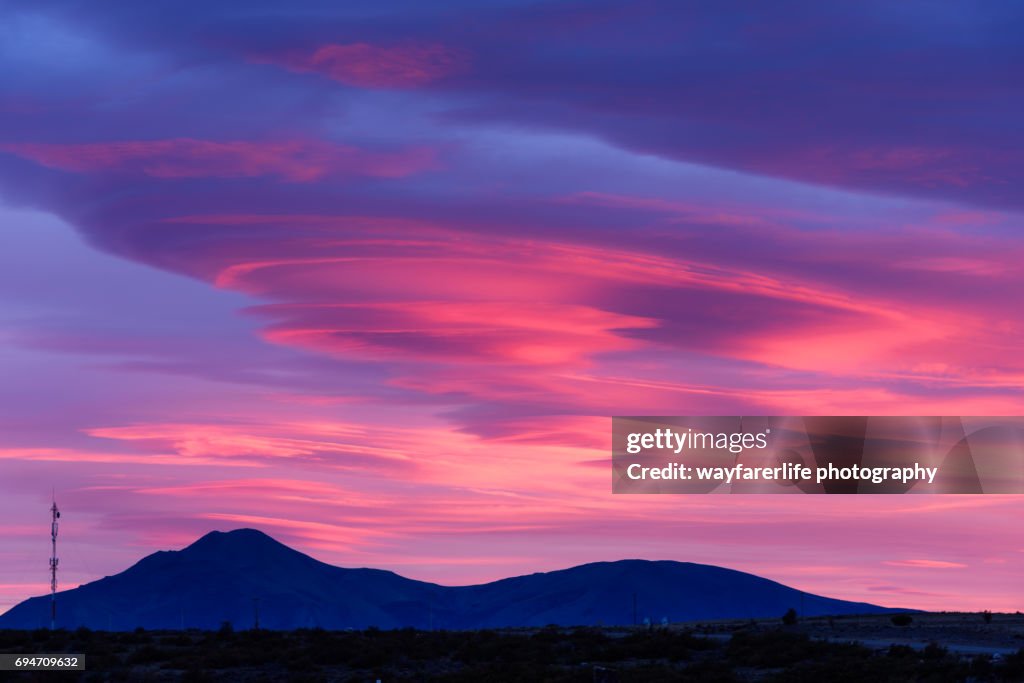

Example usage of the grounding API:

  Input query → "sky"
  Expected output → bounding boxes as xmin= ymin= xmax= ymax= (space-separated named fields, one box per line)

xmin=0 ymin=0 xmax=1022 ymax=615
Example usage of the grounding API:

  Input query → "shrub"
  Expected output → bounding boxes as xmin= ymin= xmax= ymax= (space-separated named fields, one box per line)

xmin=997 ymin=648 xmax=1024 ymax=680
xmin=782 ymin=608 xmax=798 ymax=626
xmin=127 ymin=644 xmax=168 ymax=665
xmin=890 ymin=614 xmax=913 ymax=627
xmin=887 ymin=644 xmax=915 ymax=658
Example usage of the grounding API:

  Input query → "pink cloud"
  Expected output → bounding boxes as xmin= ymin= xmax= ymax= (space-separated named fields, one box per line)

xmin=90 ymin=210 xmax=1017 ymax=427
xmin=0 ymin=447 xmax=258 ymax=467
xmin=211 ymin=219 xmax=1020 ymax=395
xmin=866 ymin=585 xmax=944 ymax=597
xmin=261 ymin=42 xmax=470 ymax=88
xmin=0 ymin=139 xmax=438 ymax=181
xmin=85 ymin=422 xmax=419 ymax=471
xmin=258 ymin=302 xmax=654 ymax=366
xmin=750 ymin=387 xmax=1024 ymax=416
xmin=883 ymin=559 xmax=968 ymax=569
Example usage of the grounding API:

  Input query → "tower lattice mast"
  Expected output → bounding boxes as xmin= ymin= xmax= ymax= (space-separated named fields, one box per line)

xmin=50 ymin=498 xmax=60 ymax=630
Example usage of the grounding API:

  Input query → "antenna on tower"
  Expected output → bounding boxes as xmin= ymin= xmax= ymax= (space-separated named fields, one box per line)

xmin=50 ymin=495 xmax=60 ymax=630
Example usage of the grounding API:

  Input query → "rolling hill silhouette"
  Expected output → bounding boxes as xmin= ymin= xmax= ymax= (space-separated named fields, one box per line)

xmin=0 ymin=529 xmax=897 ymax=630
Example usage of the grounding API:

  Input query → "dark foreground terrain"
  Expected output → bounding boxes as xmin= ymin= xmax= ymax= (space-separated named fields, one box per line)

xmin=1 ymin=613 xmax=1022 ymax=682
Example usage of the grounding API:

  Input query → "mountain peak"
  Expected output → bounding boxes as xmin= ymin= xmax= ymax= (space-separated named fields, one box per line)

xmin=194 ymin=527 xmax=275 ymax=542
xmin=181 ymin=528 xmax=294 ymax=556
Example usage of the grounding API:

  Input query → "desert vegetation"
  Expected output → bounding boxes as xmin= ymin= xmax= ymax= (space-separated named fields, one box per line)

xmin=1 ymin=613 xmax=1022 ymax=682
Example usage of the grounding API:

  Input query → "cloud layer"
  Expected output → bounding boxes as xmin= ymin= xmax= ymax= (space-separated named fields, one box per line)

xmin=1 ymin=0 xmax=1022 ymax=614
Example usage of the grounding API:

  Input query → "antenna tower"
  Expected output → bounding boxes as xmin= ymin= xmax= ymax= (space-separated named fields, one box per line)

xmin=50 ymin=498 xmax=60 ymax=630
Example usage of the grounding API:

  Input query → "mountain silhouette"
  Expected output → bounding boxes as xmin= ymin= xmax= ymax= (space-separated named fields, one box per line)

xmin=0 ymin=529 xmax=897 ymax=630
